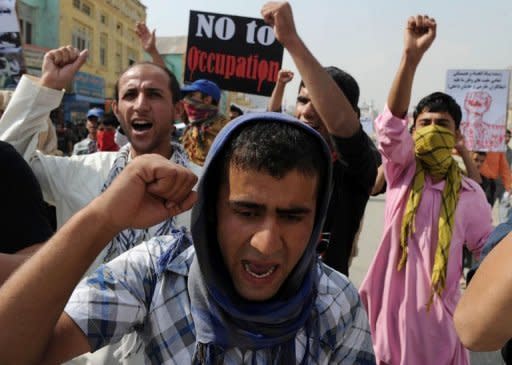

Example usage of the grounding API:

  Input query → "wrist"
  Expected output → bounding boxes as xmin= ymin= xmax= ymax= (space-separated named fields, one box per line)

xmin=39 ymin=75 xmax=65 ymax=90
xmin=86 ymin=196 xmax=125 ymax=237
xmin=281 ymin=34 xmax=304 ymax=55
xmin=402 ymin=49 xmax=422 ymax=69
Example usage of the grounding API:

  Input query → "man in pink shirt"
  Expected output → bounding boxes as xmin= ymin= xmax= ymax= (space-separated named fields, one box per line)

xmin=359 ymin=15 xmax=492 ymax=365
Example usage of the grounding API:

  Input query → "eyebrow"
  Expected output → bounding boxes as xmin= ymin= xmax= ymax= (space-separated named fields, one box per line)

xmin=143 ymin=87 xmax=164 ymax=93
xmin=229 ymin=200 xmax=312 ymax=214
xmin=297 ymin=95 xmax=310 ymax=103
xmin=121 ymin=86 xmax=164 ymax=94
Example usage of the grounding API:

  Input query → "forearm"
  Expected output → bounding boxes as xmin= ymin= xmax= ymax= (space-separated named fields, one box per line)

xmin=0 ymin=199 xmax=118 ymax=364
xmin=371 ymin=165 xmax=386 ymax=196
xmin=268 ymin=82 xmax=286 ymax=112
xmin=455 ymin=231 xmax=512 ymax=351
xmin=147 ymin=49 xmax=167 ymax=69
xmin=0 ymin=76 xmax=63 ymax=160
xmin=285 ymin=38 xmax=359 ymax=137
xmin=387 ymin=52 xmax=420 ymax=118
xmin=0 ymin=253 xmax=31 ymax=286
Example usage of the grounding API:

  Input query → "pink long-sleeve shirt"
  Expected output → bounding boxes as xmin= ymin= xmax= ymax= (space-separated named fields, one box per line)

xmin=359 ymin=106 xmax=493 ymax=365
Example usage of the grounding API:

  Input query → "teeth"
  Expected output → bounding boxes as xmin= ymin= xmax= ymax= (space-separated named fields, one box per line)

xmin=243 ymin=263 xmax=276 ymax=278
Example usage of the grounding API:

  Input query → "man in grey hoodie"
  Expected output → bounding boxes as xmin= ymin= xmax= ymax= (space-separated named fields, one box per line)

xmin=0 ymin=112 xmax=374 ymax=364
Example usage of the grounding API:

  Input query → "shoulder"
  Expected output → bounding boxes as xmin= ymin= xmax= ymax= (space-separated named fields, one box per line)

xmin=460 ymin=175 xmax=484 ymax=194
xmin=132 ymin=230 xmax=195 ymax=277
xmin=312 ymin=263 xmax=373 ymax=356
xmin=315 ymin=263 xmax=361 ymax=312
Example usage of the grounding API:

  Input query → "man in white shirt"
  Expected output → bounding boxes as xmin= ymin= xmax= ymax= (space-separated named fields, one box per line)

xmin=0 ymin=45 xmax=201 ymax=365
xmin=0 ymin=45 xmax=198 ymax=240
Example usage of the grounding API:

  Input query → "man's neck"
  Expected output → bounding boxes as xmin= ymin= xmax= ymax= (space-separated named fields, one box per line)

xmin=130 ymin=144 xmax=174 ymax=160
xmin=431 ymin=176 xmax=444 ymax=184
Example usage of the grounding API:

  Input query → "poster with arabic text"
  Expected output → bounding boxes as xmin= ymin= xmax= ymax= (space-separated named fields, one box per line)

xmin=446 ymin=69 xmax=510 ymax=152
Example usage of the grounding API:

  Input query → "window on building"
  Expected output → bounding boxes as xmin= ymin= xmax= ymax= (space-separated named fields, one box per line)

xmin=18 ymin=2 xmax=35 ymax=45
xmin=73 ymin=0 xmax=80 ymax=9
xmin=115 ymin=52 xmax=122 ymax=73
xmin=116 ymin=41 xmax=123 ymax=72
xmin=100 ymin=13 xmax=108 ymax=25
xmin=72 ymin=25 xmax=91 ymax=59
xmin=127 ymin=48 xmax=137 ymax=66
xmin=19 ymin=19 xmax=32 ymax=44
xmin=100 ymin=34 xmax=108 ymax=67
xmin=82 ymin=2 xmax=91 ymax=16
xmin=116 ymin=22 xmax=123 ymax=35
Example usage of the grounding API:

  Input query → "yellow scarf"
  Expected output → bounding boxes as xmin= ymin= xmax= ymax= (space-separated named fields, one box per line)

xmin=399 ymin=124 xmax=462 ymax=304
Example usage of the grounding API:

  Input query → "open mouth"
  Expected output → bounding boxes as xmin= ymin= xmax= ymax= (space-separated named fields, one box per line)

xmin=132 ymin=121 xmax=153 ymax=132
xmin=243 ymin=261 xmax=277 ymax=279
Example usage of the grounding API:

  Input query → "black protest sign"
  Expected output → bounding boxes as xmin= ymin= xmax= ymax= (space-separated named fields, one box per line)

xmin=185 ymin=10 xmax=284 ymax=97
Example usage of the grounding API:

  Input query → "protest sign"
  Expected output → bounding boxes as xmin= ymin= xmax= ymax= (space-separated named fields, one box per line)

xmin=446 ymin=69 xmax=510 ymax=151
xmin=0 ymin=0 xmax=24 ymax=89
xmin=185 ymin=10 xmax=284 ymax=96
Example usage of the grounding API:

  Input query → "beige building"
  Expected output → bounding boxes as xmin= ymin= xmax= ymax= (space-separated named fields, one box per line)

xmin=60 ymin=0 xmax=146 ymax=98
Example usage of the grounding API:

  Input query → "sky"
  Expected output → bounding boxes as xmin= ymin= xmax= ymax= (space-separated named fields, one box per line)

xmin=143 ymin=0 xmax=512 ymax=111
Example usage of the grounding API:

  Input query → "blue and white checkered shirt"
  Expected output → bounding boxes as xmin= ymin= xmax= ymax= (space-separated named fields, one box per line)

xmin=65 ymin=236 xmax=375 ymax=364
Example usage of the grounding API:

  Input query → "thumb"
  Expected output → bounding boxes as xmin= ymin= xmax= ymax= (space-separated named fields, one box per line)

xmin=71 ymin=49 xmax=88 ymax=73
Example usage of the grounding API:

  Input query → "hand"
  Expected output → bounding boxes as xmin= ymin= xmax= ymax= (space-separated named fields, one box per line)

xmin=135 ymin=22 xmax=157 ymax=54
xmin=261 ymin=2 xmax=299 ymax=48
xmin=454 ymin=132 xmax=467 ymax=155
xmin=277 ymin=69 xmax=294 ymax=84
xmin=39 ymin=46 xmax=88 ymax=90
xmin=403 ymin=15 xmax=436 ymax=64
xmin=94 ymin=154 xmax=198 ymax=231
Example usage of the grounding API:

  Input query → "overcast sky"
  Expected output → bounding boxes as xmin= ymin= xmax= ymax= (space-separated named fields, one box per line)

xmin=143 ymin=0 xmax=512 ymax=111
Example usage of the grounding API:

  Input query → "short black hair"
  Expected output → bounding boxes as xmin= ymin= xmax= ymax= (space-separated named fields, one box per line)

xmin=413 ymin=92 xmax=462 ymax=129
xmin=114 ymin=62 xmax=181 ymax=104
xmin=220 ymin=121 xmax=327 ymax=187
xmin=101 ymin=112 xmax=119 ymax=127
xmin=299 ymin=66 xmax=360 ymax=117
xmin=473 ymin=150 xmax=487 ymax=157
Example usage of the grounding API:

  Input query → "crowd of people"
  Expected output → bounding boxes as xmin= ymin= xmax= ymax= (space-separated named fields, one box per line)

xmin=0 ymin=2 xmax=511 ymax=365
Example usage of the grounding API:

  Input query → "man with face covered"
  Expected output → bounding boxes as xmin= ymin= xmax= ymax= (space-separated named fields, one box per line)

xmin=359 ymin=14 xmax=492 ymax=365
xmin=0 ymin=112 xmax=375 ymax=365
xmin=180 ymin=78 xmax=229 ymax=166
xmin=96 ymin=113 xmax=120 ymax=152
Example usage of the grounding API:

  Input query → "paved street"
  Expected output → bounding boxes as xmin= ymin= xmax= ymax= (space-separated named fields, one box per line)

xmin=351 ymin=195 xmax=504 ymax=365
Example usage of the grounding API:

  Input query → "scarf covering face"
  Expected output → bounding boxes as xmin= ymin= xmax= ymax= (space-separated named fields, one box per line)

xmin=183 ymin=96 xmax=219 ymax=123
xmin=181 ymin=96 xmax=229 ymax=166
xmin=97 ymin=130 xmax=119 ymax=151
xmin=188 ymin=112 xmax=332 ymax=364
xmin=399 ymin=124 xmax=462 ymax=303
xmin=101 ymin=142 xmax=189 ymax=262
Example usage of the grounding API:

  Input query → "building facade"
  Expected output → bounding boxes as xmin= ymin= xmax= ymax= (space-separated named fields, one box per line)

xmin=17 ymin=0 xmax=146 ymax=123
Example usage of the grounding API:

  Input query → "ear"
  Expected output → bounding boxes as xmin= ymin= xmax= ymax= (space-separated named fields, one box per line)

xmin=112 ymin=100 xmax=120 ymax=120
